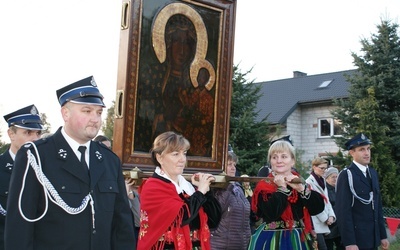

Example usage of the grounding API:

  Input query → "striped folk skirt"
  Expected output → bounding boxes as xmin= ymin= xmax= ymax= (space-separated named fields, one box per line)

xmin=248 ymin=222 xmax=316 ymax=250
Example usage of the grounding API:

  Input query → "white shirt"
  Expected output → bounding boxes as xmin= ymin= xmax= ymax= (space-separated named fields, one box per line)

xmin=155 ymin=167 xmax=195 ymax=195
xmin=61 ymin=127 xmax=90 ymax=168
xmin=353 ymin=160 xmax=368 ymax=177
xmin=9 ymin=149 xmax=16 ymax=161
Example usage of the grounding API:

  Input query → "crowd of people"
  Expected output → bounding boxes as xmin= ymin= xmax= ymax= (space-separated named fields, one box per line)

xmin=0 ymin=74 xmax=389 ymax=250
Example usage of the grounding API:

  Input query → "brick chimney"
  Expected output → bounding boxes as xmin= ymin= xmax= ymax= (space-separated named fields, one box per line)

xmin=293 ymin=71 xmax=307 ymax=78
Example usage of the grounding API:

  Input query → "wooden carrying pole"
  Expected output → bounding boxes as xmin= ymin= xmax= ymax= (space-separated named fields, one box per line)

xmin=123 ymin=168 xmax=304 ymax=188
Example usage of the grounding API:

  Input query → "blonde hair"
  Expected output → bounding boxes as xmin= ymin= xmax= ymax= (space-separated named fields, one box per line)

xmin=150 ymin=131 xmax=190 ymax=166
xmin=268 ymin=140 xmax=296 ymax=162
xmin=312 ymin=157 xmax=328 ymax=166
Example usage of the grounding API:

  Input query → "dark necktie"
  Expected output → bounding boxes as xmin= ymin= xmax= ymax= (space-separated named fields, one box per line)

xmin=78 ymin=146 xmax=89 ymax=169
xmin=366 ymin=168 xmax=372 ymax=185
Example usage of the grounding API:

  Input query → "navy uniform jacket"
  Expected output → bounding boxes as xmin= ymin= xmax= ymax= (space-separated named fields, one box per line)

xmin=5 ymin=128 xmax=136 ymax=250
xmin=335 ymin=162 xmax=386 ymax=248
xmin=0 ymin=150 xmax=13 ymax=250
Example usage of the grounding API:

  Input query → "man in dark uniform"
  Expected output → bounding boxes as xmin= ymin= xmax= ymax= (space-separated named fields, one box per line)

xmin=0 ymin=104 xmax=44 ymax=250
xmin=335 ymin=133 xmax=389 ymax=250
xmin=5 ymin=76 xmax=136 ymax=249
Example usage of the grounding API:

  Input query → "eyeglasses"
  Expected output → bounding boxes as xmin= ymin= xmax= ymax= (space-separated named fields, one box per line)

xmin=317 ymin=166 xmax=328 ymax=171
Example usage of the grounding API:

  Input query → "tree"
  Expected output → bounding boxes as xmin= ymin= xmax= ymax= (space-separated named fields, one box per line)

xmin=229 ymin=65 xmax=270 ymax=176
xmin=40 ymin=113 xmax=51 ymax=134
xmin=102 ymin=101 xmax=115 ymax=141
xmin=0 ymin=130 xmax=5 ymax=154
xmin=332 ymin=19 xmax=400 ymax=207
xmin=0 ymin=138 xmax=7 ymax=154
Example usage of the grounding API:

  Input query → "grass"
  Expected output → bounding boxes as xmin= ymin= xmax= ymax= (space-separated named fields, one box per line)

xmin=389 ymin=240 xmax=400 ymax=249
xmin=387 ymin=232 xmax=400 ymax=250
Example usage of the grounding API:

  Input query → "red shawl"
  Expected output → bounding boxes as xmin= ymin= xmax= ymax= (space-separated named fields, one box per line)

xmin=251 ymin=172 xmax=313 ymax=237
xmin=137 ymin=177 xmax=210 ymax=250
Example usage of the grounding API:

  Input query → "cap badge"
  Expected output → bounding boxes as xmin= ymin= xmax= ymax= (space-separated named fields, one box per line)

xmin=361 ymin=133 xmax=366 ymax=140
xmin=90 ymin=77 xmax=97 ymax=87
xmin=30 ymin=106 xmax=38 ymax=115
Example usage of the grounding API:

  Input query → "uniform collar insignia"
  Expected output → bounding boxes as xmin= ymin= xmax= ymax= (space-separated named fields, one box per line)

xmin=57 ymin=149 xmax=68 ymax=160
xmin=5 ymin=163 xmax=13 ymax=168
xmin=95 ymin=151 xmax=103 ymax=161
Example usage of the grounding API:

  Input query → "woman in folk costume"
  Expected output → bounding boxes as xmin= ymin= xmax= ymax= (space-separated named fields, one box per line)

xmin=137 ymin=131 xmax=221 ymax=250
xmin=306 ymin=158 xmax=336 ymax=250
xmin=249 ymin=140 xmax=325 ymax=250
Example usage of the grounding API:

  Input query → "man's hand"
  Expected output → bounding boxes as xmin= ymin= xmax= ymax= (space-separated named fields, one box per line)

xmin=381 ymin=238 xmax=389 ymax=250
xmin=345 ymin=245 xmax=358 ymax=250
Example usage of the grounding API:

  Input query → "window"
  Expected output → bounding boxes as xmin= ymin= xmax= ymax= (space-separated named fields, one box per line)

xmin=318 ymin=80 xmax=333 ymax=88
xmin=318 ymin=118 xmax=343 ymax=138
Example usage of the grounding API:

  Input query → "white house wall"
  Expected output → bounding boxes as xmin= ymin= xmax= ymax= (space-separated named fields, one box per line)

xmin=286 ymin=104 xmax=340 ymax=165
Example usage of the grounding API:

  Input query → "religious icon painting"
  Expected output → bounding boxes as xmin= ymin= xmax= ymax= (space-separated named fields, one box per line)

xmin=113 ymin=0 xmax=236 ymax=173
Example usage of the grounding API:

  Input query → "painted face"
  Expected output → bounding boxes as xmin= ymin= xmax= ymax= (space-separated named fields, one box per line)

xmin=313 ymin=163 xmax=328 ymax=177
xmin=325 ymin=173 xmax=338 ymax=187
xmin=170 ymin=29 xmax=194 ymax=69
xmin=156 ymin=150 xmax=187 ymax=181
xmin=350 ymin=145 xmax=371 ymax=166
xmin=270 ymin=151 xmax=294 ymax=175
xmin=62 ymin=103 xmax=103 ymax=144
xmin=9 ymin=128 xmax=41 ymax=154
xmin=225 ymin=160 xmax=236 ymax=177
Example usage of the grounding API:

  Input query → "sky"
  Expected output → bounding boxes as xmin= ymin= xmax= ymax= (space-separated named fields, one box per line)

xmin=1 ymin=0 xmax=400 ymax=143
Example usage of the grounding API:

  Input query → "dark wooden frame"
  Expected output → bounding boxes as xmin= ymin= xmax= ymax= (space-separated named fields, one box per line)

xmin=113 ymin=0 xmax=236 ymax=173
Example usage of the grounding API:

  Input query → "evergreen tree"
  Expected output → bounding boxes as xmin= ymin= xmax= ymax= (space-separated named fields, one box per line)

xmin=332 ymin=19 xmax=400 ymax=206
xmin=0 ymin=140 xmax=7 ymax=154
xmin=229 ymin=65 xmax=270 ymax=176
xmin=40 ymin=113 xmax=51 ymax=134
xmin=102 ymin=101 xmax=115 ymax=141
xmin=0 ymin=130 xmax=5 ymax=154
